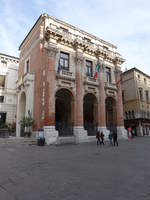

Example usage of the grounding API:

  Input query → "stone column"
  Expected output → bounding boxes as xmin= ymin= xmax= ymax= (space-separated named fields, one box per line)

xmin=74 ymin=50 xmax=88 ymax=143
xmin=98 ymin=62 xmax=109 ymax=138
xmin=115 ymin=66 xmax=127 ymax=139
xmin=43 ymin=44 xmax=58 ymax=144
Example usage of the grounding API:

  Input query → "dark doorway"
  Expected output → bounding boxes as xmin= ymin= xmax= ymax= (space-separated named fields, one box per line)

xmin=106 ymin=97 xmax=117 ymax=131
xmin=83 ymin=93 xmax=98 ymax=136
xmin=55 ymin=89 xmax=74 ymax=136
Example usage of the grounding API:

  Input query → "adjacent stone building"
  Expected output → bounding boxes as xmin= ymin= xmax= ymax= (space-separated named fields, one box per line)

xmin=16 ymin=13 xmax=127 ymax=144
xmin=122 ymin=67 xmax=150 ymax=136
xmin=0 ymin=53 xmax=19 ymax=126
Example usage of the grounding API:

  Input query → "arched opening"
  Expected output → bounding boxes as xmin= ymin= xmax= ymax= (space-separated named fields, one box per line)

xmin=106 ymin=97 xmax=117 ymax=131
xmin=55 ymin=88 xmax=74 ymax=136
xmin=83 ymin=93 xmax=98 ymax=136
xmin=20 ymin=92 xmax=26 ymax=137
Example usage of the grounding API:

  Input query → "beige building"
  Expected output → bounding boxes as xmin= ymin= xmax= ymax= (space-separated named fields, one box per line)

xmin=0 ymin=53 xmax=19 ymax=126
xmin=16 ymin=13 xmax=127 ymax=144
xmin=122 ymin=67 xmax=150 ymax=136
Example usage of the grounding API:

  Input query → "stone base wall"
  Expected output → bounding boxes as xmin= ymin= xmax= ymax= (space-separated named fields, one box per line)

xmin=73 ymin=126 xmax=88 ymax=143
xmin=44 ymin=126 xmax=58 ymax=145
xmin=117 ymin=126 xmax=128 ymax=139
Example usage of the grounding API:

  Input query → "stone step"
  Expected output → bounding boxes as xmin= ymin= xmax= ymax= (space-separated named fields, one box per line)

xmin=57 ymin=136 xmax=75 ymax=144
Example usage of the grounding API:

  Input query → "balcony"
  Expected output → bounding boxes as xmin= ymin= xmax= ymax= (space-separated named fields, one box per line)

xmin=104 ymin=82 xmax=117 ymax=90
xmin=84 ymin=76 xmax=99 ymax=87
xmin=56 ymin=69 xmax=75 ymax=82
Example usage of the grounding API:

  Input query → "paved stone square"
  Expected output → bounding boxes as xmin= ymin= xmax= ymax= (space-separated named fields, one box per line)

xmin=0 ymin=137 xmax=150 ymax=200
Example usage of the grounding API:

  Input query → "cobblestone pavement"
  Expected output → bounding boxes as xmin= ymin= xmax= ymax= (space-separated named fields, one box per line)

xmin=0 ymin=137 xmax=150 ymax=200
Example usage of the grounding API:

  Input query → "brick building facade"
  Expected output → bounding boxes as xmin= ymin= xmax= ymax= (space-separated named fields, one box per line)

xmin=16 ymin=13 xmax=127 ymax=144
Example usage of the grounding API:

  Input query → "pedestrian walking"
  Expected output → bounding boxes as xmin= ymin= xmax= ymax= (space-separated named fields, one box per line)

xmin=100 ymin=131 xmax=105 ymax=145
xmin=113 ymin=130 xmax=118 ymax=146
xmin=96 ymin=130 xmax=101 ymax=145
xmin=108 ymin=131 xmax=113 ymax=145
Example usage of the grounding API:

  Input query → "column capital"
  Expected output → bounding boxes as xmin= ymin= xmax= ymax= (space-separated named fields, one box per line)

xmin=44 ymin=42 xmax=58 ymax=58
xmin=75 ymin=51 xmax=84 ymax=65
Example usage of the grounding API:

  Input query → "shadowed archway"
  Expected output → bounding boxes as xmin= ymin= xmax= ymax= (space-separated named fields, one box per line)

xmin=83 ymin=93 xmax=98 ymax=136
xmin=55 ymin=88 xmax=74 ymax=136
xmin=105 ymin=97 xmax=117 ymax=131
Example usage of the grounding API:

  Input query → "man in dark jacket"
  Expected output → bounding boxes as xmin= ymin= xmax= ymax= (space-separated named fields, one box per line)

xmin=113 ymin=129 xmax=118 ymax=146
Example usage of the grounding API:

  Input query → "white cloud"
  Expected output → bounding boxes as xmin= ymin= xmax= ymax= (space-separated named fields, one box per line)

xmin=0 ymin=0 xmax=150 ymax=75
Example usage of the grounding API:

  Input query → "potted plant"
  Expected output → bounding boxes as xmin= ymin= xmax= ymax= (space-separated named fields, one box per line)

xmin=20 ymin=110 xmax=34 ymax=137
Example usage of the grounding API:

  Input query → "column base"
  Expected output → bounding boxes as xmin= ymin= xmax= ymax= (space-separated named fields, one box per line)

xmin=44 ymin=126 xmax=58 ymax=145
xmin=74 ymin=126 xmax=88 ymax=143
xmin=98 ymin=127 xmax=110 ymax=140
xmin=117 ymin=126 xmax=128 ymax=139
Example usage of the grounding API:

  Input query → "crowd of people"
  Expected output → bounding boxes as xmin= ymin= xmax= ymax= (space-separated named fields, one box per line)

xmin=96 ymin=130 xmax=118 ymax=147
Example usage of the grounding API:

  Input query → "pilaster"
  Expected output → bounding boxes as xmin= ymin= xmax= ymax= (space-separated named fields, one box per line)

xmin=74 ymin=49 xmax=88 ymax=142
xmin=98 ymin=60 xmax=106 ymax=129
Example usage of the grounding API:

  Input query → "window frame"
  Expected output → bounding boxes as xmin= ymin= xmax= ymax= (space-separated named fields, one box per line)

xmin=0 ymin=75 xmax=5 ymax=88
xmin=139 ymin=88 xmax=143 ymax=101
xmin=85 ymin=60 xmax=93 ymax=77
xmin=0 ymin=96 xmax=4 ymax=103
xmin=105 ymin=67 xmax=111 ymax=83
xmin=60 ymin=52 xmax=69 ymax=71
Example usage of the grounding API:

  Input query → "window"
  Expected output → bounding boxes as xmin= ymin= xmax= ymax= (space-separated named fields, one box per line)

xmin=145 ymin=90 xmax=149 ymax=102
xmin=138 ymin=74 xmax=140 ymax=80
xmin=139 ymin=88 xmax=143 ymax=100
xmin=85 ymin=60 xmax=93 ymax=77
xmin=132 ymin=110 xmax=135 ymax=119
xmin=0 ymin=75 xmax=5 ymax=88
xmin=144 ymin=78 xmax=147 ymax=83
xmin=25 ymin=59 xmax=30 ymax=73
xmin=0 ymin=96 xmax=4 ymax=103
xmin=1 ymin=60 xmax=7 ymax=67
xmin=106 ymin=67 xmax=111 ymax=83
xmin=84 ymin=37 xmax=91 ymax=43
xmin=0 ymin=112 xmax=6 ymax=125
xmin=60 ymin=52 xmax=69 ymax=70
xmin=60 ymin=27 xmax=69 ymax=33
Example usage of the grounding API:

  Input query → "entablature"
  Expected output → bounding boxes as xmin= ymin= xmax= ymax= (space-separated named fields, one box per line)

xmin=44 ymin=25 xmax=125 ymax=65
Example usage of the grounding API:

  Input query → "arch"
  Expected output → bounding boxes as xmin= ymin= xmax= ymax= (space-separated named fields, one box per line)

xmin=83 ymin=93 xmax=98 ymax=136
xmin=55 ymin=88 xmax=74 ymax=136
xmin=105 ymin=97 xmax=117 ymax=131
xmin=55 ymin=87 xmax=74 ymax=100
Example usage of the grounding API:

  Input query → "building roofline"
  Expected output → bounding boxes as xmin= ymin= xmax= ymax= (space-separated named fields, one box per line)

xmin=47 ymin=14 xmax=117 ymax=49
xmin=0 ymin=52 xmax=19 ymax=60
xmin=19 ymin=13 xmax=117 ymax=51
xmin=123 ymin=67 xmax=150 ymax=79
xmin=19 ymin=14 xmax=43 ymax=50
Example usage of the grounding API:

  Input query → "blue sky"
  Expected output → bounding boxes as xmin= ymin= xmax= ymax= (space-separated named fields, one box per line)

xmin=0 ymin=0 xmax=150 ymax=74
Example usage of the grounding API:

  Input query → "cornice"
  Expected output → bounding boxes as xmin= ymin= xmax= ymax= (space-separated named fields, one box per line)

xmin=44 ymin=25 xmax=124 ymax=65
